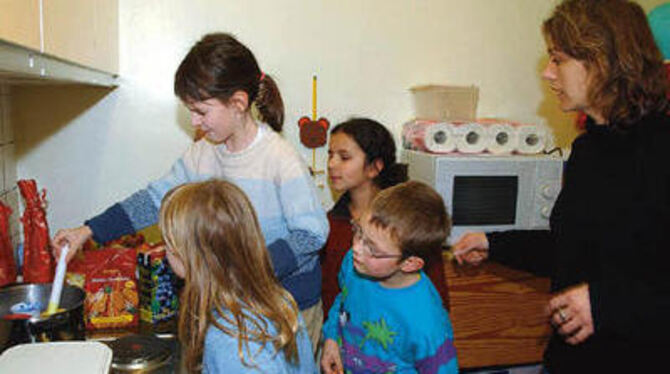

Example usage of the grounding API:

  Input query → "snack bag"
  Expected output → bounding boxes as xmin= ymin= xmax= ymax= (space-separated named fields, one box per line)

xmin=82 ymin=247 xmax=139 ymax=330
xmin=137 ymin=244 xmax=178 ymax=325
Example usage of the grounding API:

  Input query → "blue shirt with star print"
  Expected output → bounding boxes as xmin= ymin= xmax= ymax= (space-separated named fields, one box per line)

xmin=322 ymin=250 xmax=458 ymax=373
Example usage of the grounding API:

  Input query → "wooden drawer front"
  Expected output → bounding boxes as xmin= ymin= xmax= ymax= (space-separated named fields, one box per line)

xmin=444 ymin=259 xmax=551 ymax=368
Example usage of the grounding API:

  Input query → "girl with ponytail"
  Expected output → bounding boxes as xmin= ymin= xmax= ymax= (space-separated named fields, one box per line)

xmin=321 ymin=118 xmax=449 ymax=315
xmin=53 ymin=33 xmax=329 ymax=351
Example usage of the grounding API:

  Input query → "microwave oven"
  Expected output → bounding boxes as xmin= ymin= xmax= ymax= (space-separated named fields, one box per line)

xmin=405 ymin=150 xmax=564 ymax=242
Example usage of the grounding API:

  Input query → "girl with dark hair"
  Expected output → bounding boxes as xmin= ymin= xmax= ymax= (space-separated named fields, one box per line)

xmin=321 ymin=118 xmax=450 ymax=316
xmin=453 ymin=1 xmax=670 ymax=372
xmin=159 ymin=180 xmax=316 ymax=373
xmin=52 ymin=33 xmax=328 ymax=349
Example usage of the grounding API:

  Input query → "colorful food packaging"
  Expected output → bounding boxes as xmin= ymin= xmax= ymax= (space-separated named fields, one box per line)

xmin=68 ymin=247 xmax=139 ymax=330
xmin=137 ymin=244 xmax=178 ymax=325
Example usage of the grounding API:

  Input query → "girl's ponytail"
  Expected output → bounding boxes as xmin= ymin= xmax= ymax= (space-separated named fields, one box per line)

xmin=174 ymin=33 xmax=285 ymax=132
xmin=376 ymin=162 xmax=408 ymax=190
xmin=255 ymin=74 xmax=285 ymax=132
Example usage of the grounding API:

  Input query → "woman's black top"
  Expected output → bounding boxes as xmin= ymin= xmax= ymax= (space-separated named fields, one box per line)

xmin=487 ymin=112 xmax=670 ymax=373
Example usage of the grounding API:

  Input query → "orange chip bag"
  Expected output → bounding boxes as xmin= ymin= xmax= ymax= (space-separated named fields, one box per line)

xmin=80 ymin=247 xmax=138 ymax=330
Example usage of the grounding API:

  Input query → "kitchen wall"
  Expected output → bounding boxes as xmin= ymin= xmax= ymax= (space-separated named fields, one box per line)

xmin=8 ymin=0 xmax=669 ymax=233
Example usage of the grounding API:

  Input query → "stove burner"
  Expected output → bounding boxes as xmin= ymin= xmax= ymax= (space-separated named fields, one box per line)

xmin=107 ymin=334 xmax=172 ymax=372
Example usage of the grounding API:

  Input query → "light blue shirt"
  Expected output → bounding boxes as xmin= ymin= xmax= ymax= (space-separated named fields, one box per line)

xmin=203 ymin=312 xmax=317 ymax=374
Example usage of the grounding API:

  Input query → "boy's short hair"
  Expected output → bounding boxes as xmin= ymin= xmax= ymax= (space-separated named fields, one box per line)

xmin=368 ymin=180 xmax=451 ymax=261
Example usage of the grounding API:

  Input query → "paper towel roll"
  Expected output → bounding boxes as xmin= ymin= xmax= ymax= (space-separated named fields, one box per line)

xmin=515 ymin=124 xmax=546 ymax=154
xmin=485 ymin=123 xmax=519 ymax=154
xmin=453 ymin=122 xmax=488 ymax=153
xmin=402 ymin=121 xmax=457 ymax=153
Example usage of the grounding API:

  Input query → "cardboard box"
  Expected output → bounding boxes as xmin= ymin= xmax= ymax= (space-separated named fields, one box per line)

xmin=410 ymin=85 xmax=479 ymax=122
xmin=137 ymin=244 xmax=178 ymax=325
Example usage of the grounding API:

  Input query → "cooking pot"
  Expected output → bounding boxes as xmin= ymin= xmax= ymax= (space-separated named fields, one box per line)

xmin=0 ymin=283 xmax=86 ymax=352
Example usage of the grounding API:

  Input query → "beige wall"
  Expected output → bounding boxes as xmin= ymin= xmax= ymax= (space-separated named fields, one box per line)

xmin=10 ymin=0 xmax=668 ymax=231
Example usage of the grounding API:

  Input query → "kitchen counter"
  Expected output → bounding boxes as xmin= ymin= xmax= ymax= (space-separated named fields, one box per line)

xmin=443 ymin=255 xmax=552 ymax=369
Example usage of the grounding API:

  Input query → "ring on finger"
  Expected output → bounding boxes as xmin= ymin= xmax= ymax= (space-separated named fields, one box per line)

xmin=558 ymin=308 xmax=568 ymax=323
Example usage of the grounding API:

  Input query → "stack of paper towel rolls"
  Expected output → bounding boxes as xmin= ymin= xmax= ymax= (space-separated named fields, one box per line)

xmin=402 ymin=119 xmax=548 ymax=154
xmin=402 ymin=120 xmax=457 ymax=153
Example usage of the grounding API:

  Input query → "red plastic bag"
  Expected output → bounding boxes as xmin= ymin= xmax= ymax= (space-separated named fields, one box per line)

xmin=0 ymin=201 xmax=16 ymax=286
xmin=18 ymin=179 xmax=54 ymax=283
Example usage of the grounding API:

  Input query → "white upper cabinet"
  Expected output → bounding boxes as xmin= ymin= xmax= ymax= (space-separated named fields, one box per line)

xmin=0 ymin=0 xmax=118 ymax=75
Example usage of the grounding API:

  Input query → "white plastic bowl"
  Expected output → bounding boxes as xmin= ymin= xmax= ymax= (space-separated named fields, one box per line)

xmin=0 ymin=341 xmax=112 ymax=374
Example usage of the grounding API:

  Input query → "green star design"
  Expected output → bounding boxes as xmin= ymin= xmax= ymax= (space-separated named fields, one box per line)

xmin=360 ymin=318 xmax=397 ymax=350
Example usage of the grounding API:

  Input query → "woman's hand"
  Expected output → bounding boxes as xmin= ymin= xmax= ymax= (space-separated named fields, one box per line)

xmin=451 ymin=232 xmax=490 ymax=266
xmin=321 ymin=338 xmax=343 ymax=374
xmin=547 ymin=283 xmax=594 ymax=345
xmin=51 ymin=225 xmax=93 ymax=263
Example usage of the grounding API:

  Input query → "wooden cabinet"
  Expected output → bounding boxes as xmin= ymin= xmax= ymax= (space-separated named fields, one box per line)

xmin=444 ymin=258 xmax=552 ymax=369
xmin=43 ymin=0 xmax=118 ymax=74
xmin=0 ymin=0 xmax=41 ymax=51
xmin=0 ymin=0 xmax=118 ymax=74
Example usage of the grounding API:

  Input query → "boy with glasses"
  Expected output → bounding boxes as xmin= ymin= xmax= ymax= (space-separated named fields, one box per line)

xmin=321 ymin=181 xmax=458 ymax=374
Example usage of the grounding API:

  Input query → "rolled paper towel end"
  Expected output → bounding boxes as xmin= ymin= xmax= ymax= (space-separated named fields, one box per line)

xmin=454 ymin=122 xmax=488 ymax=153
xmin=402 ymin=121 xmax=457 ymax=153
xmin=486 ymin=123 xmax=519 ymax=154
xmin=516 ymin=125 xmax=547 ymax=154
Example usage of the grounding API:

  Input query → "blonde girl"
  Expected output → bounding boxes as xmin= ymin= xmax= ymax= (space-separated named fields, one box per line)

xmin=159 ymin=180 xmax=316 ymax=373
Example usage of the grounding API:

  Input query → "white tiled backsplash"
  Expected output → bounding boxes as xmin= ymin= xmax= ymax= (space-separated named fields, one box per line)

xmin=0 ymin=84 xmax=22 ymax=258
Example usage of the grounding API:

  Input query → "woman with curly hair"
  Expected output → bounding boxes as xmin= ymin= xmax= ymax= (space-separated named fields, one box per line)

xmin=454 ymin=1 xmax=669 ymax=372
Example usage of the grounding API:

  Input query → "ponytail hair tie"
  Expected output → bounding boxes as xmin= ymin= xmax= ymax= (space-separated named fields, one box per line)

xmin=259 ymin=72 xmax=266 ymax=82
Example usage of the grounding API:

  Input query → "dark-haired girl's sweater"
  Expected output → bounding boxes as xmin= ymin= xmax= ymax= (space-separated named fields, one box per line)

xmin=486 ymin=112 xmax=670 ymax=373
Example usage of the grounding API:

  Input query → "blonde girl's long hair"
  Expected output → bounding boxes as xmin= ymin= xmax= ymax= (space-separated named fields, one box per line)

xmin=158 ymin=180 xmax=301 ymax=372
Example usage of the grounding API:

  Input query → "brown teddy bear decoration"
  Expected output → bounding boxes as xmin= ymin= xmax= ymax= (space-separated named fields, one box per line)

xmin=298 ymin=116 xmax=330 ymax=149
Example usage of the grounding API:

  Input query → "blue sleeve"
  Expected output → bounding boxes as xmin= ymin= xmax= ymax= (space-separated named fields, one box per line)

xmin=296 ymin=316 xmax=319 ymax=373
xmin=322 ymin=250 xmax=353 ymax=341
xmin=413 ymin=308 xmax=459 ymax=373
xmin=85 ymin=156 xmax=200 ymax=244
xmin=414 ymin=337 xmax=459 ymax=374
xmin=268 ymin=230 xmax=325 ymax=280
xmin=268 ymin=166 xmax=329 ymax=279
xmin=322 ymin=291 xmax=342 ymax=342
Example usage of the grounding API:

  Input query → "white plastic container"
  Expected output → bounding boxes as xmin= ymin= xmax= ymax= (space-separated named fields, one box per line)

xmin=0 ymin=341 xmax=112 ymax=374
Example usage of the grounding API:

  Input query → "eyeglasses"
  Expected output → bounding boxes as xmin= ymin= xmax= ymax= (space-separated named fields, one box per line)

xmin=351 ymin=220 xmax=403 ymax=259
